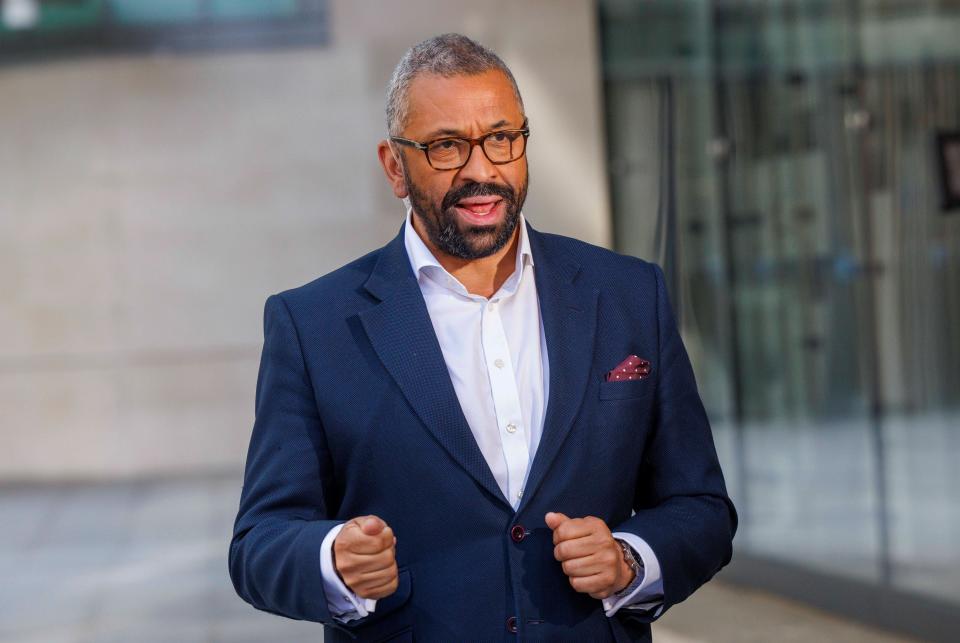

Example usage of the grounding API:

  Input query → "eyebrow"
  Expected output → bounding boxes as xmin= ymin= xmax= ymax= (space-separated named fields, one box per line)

xmin=421 ymin=119 xmax=515 ymax=140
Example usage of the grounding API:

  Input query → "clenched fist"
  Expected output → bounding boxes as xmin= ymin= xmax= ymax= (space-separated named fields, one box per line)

xmin=545 ymin=512 xmax=634 ymax=600
xmin=333 ymin=515 xmax=399 ymax=600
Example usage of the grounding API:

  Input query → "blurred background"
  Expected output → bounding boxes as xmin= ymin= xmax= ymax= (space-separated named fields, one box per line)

xmin=1 ymin=0 xmax=957 ymax=641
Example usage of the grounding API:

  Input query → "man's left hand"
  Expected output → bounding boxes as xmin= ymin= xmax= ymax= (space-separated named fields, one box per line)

xmin=544 ymin=512 xmax=634 ymax=600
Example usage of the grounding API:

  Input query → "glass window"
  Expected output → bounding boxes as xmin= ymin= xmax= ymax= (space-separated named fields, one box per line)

xmin=601 ymin=0 xmax=960 ymax=613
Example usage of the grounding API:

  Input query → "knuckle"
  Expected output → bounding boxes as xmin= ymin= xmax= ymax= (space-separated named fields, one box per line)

xmin=372 ymin=576 xmax=398 ymax=600
xmin=350 ymin=563 xmax=367 ymax=577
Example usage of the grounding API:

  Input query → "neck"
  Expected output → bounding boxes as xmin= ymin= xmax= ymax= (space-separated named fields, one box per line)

xmin=412 ymin=216 xmax=521 ymax=299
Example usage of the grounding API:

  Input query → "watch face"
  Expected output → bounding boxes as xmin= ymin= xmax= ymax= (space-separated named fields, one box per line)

xmin=614 ymin=540 xmax=644 ymax=597
xmin=619 ymin=541 xmax=640 ymax=569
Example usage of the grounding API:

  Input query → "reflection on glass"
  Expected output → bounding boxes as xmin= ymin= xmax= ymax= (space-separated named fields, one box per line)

xmin=601 ymin=0 xmax=960 ymax=607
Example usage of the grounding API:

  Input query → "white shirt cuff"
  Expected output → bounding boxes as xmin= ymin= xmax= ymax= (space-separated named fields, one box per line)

xmin=602 ymin=532 xmax=665 ymax=618
xmin=320 ymin=523 xmax=378 ymax=622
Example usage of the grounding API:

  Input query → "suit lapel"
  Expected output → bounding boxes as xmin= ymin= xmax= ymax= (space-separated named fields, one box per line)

xmin=358 ymin=227 xmax=510 ymax=508
xmin=519 ymin=223 xmax=599 ymax=512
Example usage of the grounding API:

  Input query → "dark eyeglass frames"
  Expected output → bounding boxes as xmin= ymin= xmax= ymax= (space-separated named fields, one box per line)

xmin=390 ymin=127 xmax=530 ymax=170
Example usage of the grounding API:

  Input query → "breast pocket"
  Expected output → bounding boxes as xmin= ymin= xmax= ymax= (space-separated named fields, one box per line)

xmin=598 ymin=377 xmax=654 ymax=401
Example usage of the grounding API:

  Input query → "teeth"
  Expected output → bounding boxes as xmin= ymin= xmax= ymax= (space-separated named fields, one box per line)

xmin=460 ymin=201 xmax=497 ymax=215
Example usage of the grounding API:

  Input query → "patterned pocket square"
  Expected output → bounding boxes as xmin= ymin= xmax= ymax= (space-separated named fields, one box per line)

xmin=606 ymin=355 xmax=651 ymax=382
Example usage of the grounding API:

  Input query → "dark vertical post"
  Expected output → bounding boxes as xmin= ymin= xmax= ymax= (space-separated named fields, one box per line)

xmin=656 ymin=77 xmax=680 ymax=316
xmin=846 ymin=0 xmax=893 ymax=586
xmin=709 ymin=0 xmax=750 ymax=537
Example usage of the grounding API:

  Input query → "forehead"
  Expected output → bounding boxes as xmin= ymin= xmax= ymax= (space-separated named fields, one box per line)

xmin=403 ymin=70 xmax=523 ymax=137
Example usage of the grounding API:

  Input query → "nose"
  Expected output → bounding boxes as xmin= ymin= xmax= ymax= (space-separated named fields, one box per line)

xmin=456 ymin=140 xmax=498 ymax=183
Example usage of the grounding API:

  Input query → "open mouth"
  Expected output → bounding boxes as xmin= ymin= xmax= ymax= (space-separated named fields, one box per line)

xmin=453 ymin=196 xmax=504 ymax=224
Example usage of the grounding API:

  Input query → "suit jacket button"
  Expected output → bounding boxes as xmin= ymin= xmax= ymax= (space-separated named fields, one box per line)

xmin=510 ymin=525 xmax=526 ymax=542
xmin=506 ymin=615 xmax=518 ymax=633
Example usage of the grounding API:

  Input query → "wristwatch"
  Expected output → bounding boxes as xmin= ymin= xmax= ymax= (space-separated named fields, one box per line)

xmin=614 ymin=539 xmax=645 ymax=599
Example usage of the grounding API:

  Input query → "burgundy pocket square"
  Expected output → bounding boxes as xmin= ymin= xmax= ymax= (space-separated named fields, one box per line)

xmin=606 ymin=355 xmax=651 ymax=382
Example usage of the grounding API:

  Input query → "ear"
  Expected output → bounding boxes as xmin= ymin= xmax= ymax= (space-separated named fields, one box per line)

xmin=377 ymin=140 xmax=409 ymax=199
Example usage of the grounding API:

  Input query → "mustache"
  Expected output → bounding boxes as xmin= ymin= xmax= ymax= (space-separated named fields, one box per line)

xmin=441 ymin=182 xmax=515 ymax=212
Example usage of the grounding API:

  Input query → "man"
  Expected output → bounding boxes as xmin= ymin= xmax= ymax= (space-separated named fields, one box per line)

xmin=229 ymin=34 xmax=736 ymax=642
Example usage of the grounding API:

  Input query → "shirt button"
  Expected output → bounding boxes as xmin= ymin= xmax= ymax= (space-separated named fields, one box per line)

xmin=506 ymin=423 xmax=517 ymax=433
xmin=494 ymin=358 xmax=505 ymax=369
xmin=510 ymin=525 xmax=526 ymax=542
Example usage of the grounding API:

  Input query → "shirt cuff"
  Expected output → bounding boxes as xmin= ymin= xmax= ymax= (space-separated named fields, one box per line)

xmin=602 ymin=532 xmax=665 ymax=618
xmin=320 ymin=523 xmax=378 ymax=623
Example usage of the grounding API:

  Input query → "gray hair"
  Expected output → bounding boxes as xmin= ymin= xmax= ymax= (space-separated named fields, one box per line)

xmin=385 ymin=33 xmax=525 ymax=136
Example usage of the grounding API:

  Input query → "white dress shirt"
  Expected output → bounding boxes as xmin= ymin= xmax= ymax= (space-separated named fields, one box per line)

xmin=319 ymin=211 xmax=664 ymax=622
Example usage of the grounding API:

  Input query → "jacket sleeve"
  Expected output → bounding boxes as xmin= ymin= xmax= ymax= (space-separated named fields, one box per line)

xmin=614 ymin=262 xmax=738 ymax=621
xmin=228 ymin=293 xmax=342 ymax=624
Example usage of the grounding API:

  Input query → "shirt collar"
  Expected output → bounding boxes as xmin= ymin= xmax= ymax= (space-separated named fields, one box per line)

xmin=403 ymin=208 xmax=534 ymax=299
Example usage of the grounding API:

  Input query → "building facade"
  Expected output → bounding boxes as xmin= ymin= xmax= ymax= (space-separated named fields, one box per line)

xmin=600 ymin=1 xmax=960 ymax=639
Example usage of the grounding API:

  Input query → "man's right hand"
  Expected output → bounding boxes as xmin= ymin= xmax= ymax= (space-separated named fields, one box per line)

xmin=332 ymin=515 xmax=399 ymax=600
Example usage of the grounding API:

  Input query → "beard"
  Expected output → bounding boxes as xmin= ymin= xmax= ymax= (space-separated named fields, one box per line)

xmin=403 ymin=167 xmax=528 ymax=260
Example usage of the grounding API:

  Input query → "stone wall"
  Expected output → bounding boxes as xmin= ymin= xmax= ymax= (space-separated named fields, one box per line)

xmin=0 ymin=0 xmax=610 ymax=480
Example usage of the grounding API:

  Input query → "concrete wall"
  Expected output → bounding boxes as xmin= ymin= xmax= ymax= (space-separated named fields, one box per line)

xmin=0 ymin=0 xmax=610 ymax=480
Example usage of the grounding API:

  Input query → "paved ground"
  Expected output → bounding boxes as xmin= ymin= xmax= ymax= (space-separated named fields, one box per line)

xmin=654 ymin=581 xmax=915 ymax=643
xmin=0 ymin=474 xmax=919 ymax=643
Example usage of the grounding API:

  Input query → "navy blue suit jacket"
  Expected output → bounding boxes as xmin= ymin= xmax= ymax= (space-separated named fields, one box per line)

xmin=229 ymin=221 xmax=736 ymax=642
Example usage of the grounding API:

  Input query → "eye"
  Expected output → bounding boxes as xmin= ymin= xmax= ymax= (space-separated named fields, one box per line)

xmin=491 ymin=132 xmax=508 ymax=142
xmin=438 ymin=140 xmax=457 ymax=149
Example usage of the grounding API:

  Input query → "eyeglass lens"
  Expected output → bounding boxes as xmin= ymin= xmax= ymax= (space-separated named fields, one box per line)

xmin=426 ymin=131 xmax=526 ymax=169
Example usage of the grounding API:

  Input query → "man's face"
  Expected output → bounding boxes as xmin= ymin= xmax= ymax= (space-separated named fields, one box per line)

xmin=392 ymin=70 xmax=529 ymax=260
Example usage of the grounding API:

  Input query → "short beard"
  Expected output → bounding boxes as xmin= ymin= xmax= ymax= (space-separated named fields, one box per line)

xmin=403 ymin=164 xmax=528 ymax=260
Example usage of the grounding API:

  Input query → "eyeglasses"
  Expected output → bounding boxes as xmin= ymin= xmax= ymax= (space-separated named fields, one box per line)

xmin=390 ymin=126 xmax=530 ymax=170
